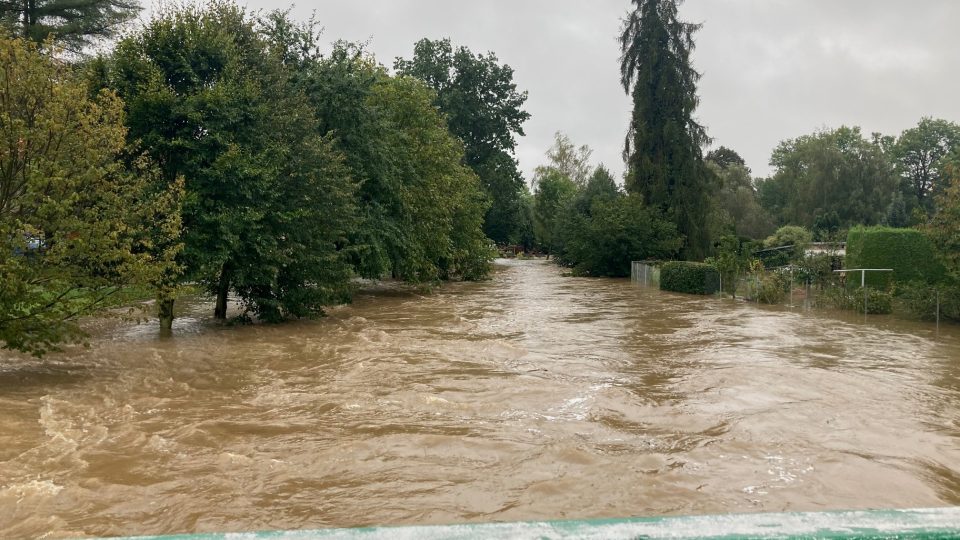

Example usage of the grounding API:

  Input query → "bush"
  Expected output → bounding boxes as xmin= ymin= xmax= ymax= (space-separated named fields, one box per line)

xmin=660 ymin=261 xmax=720 ymax=295
xmin=853 ymin=287 xmax=893 ymax=314
xmin=757 ymin=272 xmax=789 ymax=304
xmin=846 ymin=226 xmax=945 ymax=288
xmin=894 ymin=282 xmax=960 ymax=321
xmin=816 ymin=286 xmax=892 ymax=314
xmin=762 ymin=225 xmax=813 ymax=265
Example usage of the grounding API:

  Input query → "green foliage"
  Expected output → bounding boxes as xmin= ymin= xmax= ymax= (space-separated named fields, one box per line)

xmin=107 ymin=1 xmax=357 ymax=322
xmin=557 ymin=194 xmax=681 ymax=277
xmin=395 ymin=38 xmax=530 ymax=244
xmin=795 ymin=253 xmax=841 ymax=289
xmin=884 ymin=191 xmax=910 ymax=228
xmin=620 ymin=0 xmax=712 ymax=260
xmin=894 ymin=282 xmax=960 ymax=322
xmin=760 ymin=126 xmax=896 ymax=229
xmin=846 ymin=226 xmax=945 ymax=288
xmin=756 ymin=272 xmax=789 ymax=304
xmin=535 ymin=131 xmax=594 ymax=188
xmin=893 ymin=117 xmax=960 ymax=214
xmin=764 ymin=225 xmax=813 ymax=260
xmin=275 ymin=31 xmax=494 ymax=283
xmin=660 ymin=261 xmax=720 ymax=295
xmin=705 ymin=161 xmax=774 ymax=241
xmin=816 ymin=286 xmax=892 ymax=314
xmin=533 ymin=168 xmax=578 ymax=254
xmin=855 ymin=288 xmax=893 ymax=314
xmin=366 ymin=75 xmax=493 ymax=281
xmin=0 ymin=36 xmax=179 ymax=355
xmin=1 ymin=0 xmax=139 ymax=51
xmin=708 ymin=235 xmax=753 ymax=297
xmin=705 ymin=146 xmax=747 ymax=170
xmin=925 ymin=165 xmax=960 ymax=278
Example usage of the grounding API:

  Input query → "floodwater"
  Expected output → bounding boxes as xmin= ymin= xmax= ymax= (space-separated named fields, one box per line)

xmin=2 ymin=259 xmax=960 ymax=538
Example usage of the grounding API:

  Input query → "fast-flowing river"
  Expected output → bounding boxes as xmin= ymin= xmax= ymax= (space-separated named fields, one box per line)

xmin=2 ymin=259 xmax=959 ymax=538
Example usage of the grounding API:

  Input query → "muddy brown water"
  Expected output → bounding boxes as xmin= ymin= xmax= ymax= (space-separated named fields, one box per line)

xmin=2 ymin=259 xmax=960 ymax=538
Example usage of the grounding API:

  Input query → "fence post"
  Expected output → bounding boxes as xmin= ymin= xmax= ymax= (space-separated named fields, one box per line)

xmin=936 ymin=289 xmax=940 ymax=331
xmin=862 ymin=270 xmax=867 ymax=316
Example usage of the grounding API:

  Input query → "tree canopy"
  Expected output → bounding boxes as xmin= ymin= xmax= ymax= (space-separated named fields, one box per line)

xmin=620 ymin=0 xmax=712 ymax=259
xmin=758 ymin=126 xmax=896 ymax=232
xmin=0 ymin=35 xmax=179 ymax=355
xmin=395 ymin=38 xmax=530 ymax=245
xmin=892 ymin=117 xmax=960 ymax=214
xmin=105 ymin=2 xmax=357 ymax=322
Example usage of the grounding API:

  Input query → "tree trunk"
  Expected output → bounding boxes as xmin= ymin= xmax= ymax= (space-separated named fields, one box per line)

xmin=158 ymin=298 xmax=175 ymax=335
xmin=24 ymin=0 xmax=33 ymax=38
xmin=214 ymin=263 xmax=231 ymax=319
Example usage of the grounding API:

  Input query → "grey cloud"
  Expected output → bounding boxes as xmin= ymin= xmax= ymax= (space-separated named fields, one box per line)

xmin=229 ymin=0 xmax=959 ymax=181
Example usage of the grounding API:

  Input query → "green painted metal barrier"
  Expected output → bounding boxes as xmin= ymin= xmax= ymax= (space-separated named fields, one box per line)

xmin=108 ymin=507 xmax=960 ymax=539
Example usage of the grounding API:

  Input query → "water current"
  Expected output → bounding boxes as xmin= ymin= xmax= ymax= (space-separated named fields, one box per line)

xmin=2 ymin=259 xmax=959 ymax=538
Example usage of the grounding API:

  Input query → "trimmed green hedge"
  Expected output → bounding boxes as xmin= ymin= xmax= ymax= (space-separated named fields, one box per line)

xmin=660 ymin=261 xmax=720 ymax=295
xmin=846 ymin=226 xmax=945 ymax=289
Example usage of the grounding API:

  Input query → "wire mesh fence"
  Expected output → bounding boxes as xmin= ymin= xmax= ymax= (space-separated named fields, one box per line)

xmin=632 ymin=260 xmax=955 ymax=327
xmin=631 ymin=261 xmax=660 ymax=288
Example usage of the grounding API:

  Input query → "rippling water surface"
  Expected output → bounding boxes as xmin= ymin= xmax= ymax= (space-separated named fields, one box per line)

xmin=2 ymin=259 xmax=960 ymax=538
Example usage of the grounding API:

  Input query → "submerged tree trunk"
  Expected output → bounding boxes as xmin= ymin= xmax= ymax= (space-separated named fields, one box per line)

xmin=214 ymin=262 xmax=231 ymax=320
xmin=158 ymin=298 xmax=175 ymax=335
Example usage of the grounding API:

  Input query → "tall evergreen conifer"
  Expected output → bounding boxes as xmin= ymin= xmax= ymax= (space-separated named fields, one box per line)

xmin=2 ymin=0 xmax=139 ymax=51
xmin=620 ymin=0 xmax=711 ymax=259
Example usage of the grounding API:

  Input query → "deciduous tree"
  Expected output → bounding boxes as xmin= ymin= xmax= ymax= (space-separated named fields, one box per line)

xmin=106 ymin=2 xmax=356 ymax=323
xmin=395 ymin=38 xmax=530 ymax=244
xmin=893 ymin=117 xmax=960 ymax=213
xmin=0 ymin=36 xmax=179 ymax=355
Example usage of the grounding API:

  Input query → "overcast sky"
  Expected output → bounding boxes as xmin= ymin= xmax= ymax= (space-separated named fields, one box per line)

xmin=217 ymin=0 xmax=959 ymax=182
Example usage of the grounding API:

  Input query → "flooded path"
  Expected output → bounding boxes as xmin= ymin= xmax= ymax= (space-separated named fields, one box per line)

xmin=2 ymin=259 xmax=960 ymax=538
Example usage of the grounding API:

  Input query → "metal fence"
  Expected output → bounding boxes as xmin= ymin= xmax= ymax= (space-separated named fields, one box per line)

xmin=630 ymin=261 xmax=660 ymax=287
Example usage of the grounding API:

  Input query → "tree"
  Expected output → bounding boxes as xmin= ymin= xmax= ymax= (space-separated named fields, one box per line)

xmin=260 ymin=16 xmax=495 ymax=283
xmin=534 ymin=131 xmax=593 ymax=188
xmin=0 ymin=36 xmax=179 ymax=355
xmin=706 ymin=146 xmax=747 ymax=171
xmin=620 ymin=0 xmax=712 ymax=260
xmin=892 ymin=117 xmax=960 ymax=213
xmin=705 ymin=160 xmax=774 ymax=240
xmin=764 ymin=225 xmax=813 ymax=263
xmin=709 ymin=235 xmax=753 ymax=297
xmin=365 ymin=75 xmax=493 ymax=281
xmin=762 ymin=126 xmax=896 ymax=229
xmin=558 ymin=195 xmax=681 ymax=277
xmin=395 ymin=38 xmax=530 ymax=244
xmin=106 ymin=2 xmax=357 ymax=323
xmin=533 ymin=169 xmax=577 ymax=254
xmin=553 ymin=166 xmax=682 ymax=276
xmin=926 ymin=164 xmax=960 ymax=278
xmin=1 ymin=0 xmax=139 ymax=51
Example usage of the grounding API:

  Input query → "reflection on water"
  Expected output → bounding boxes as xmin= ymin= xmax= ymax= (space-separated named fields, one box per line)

xmin=1 ymin=259 xmax=959 ymax=537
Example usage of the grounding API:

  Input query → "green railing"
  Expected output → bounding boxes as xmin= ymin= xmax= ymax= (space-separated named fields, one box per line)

xmin=109 ymin=507 xmax=960 ymax=539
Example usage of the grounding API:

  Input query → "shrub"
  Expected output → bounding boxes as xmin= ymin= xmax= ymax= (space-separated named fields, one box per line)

xmin=846 ymin=226 xmax=945 ymax=288
xmin=816 ymin=286 xmax=892 ymax=314
xmin=660 ymin=261 xmax=720 ymax=295
xmin=894 ymin=282 xmax=960 ymax=322
xmin=757 ymin=272 xmax=789 ymax=304
xmin=853 ymin=288 xmax=893 ymax=314
xmin=762 ymin=225 xmax=813 ymax=265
